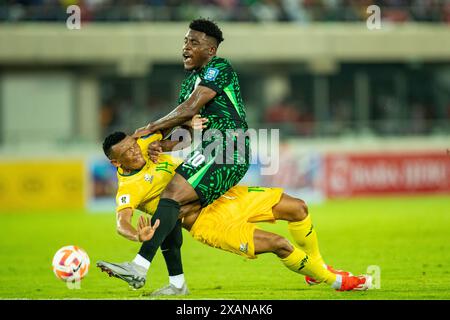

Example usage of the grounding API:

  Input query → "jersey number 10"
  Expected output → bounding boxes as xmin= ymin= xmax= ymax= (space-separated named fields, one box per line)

xmin=184 ymin=151 xmax=206 ymax=168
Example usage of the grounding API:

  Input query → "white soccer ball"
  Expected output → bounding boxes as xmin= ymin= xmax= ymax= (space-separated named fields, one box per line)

xmin=52 ymin=245 xmax=90 ymax=282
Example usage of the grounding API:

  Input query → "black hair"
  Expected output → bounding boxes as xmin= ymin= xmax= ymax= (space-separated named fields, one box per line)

xmin=189 ymin=18 xmax=224 ymax=46
xmin=102 ymin=131 xmax=126 ymax=159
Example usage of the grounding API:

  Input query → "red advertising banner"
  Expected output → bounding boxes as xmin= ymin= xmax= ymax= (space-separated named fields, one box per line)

xmin=324 ymin=151 xmax=450 ymax=198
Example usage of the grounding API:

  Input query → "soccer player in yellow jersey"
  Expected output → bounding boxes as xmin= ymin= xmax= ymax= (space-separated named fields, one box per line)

xmin=97 ymin=127 xmax=372 ymax=295
xmin=99 ymin=130 xmax=189 ymax=293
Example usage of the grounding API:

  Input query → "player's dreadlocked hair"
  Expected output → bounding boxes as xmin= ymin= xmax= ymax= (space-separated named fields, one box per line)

xmin=103 ymin=131 xmax=126 ymax=159
xmin=189 ymin=18 xmax=224 ymax=46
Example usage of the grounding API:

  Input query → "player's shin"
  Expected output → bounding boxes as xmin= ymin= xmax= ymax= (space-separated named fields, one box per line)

xmin=138 ymin=198 xmax=181 ymax=264
xmin=280 ymin=247 xmax=339 ymax=287
xmin=288 ymin=214 xmax=325 ymax=266
xmin=161 ymin=220 xmax=186 ymax=289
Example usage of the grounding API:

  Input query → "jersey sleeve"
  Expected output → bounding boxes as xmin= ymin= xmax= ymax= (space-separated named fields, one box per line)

xmin=178 ymin=80 xmax=190 ymax=105
xmin=199 ymin=59 xmax=233 ymax=94
xmin=116 ymin=183 xmax=142 ymax=212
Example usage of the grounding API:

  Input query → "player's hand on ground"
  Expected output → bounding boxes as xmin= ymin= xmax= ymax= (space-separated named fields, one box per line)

xmin=148 ymin=141 xmax=163 ymax=163
xmin=191 ymin=114 xmax=208 ymax=130
xmin=137 ymin=215 xmax=160 ymax=242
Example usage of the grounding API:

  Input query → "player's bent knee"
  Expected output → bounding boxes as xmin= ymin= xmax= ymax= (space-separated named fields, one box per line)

xmin=292 ymin=198 xmax=308 ymax=221
xmin=271 ymin=234 xmax=293 ymax=255
xmin=272 ymin=235 xmax=294 ymax=259
xmin=282 ymin=198 xmax=309 ymax=222
xmin=160 ymin=181 xmax=179 ymax=200
xmin=160 ymin=176 xmax=198 ymax=205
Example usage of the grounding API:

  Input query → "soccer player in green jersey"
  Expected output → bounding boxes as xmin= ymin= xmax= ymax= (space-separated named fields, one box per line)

xmin=99 ymin=19 xmax=251 ymax=289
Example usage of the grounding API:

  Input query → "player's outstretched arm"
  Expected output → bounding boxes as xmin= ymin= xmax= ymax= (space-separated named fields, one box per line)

xmin=116 ymin=208 xmax=160 ymax=242
xmin=135 ymin=86 xmax=216 ymax=137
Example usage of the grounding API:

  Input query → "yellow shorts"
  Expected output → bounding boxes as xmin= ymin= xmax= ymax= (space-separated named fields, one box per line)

xmin=189 ymin=186 xmax=284 ymax=259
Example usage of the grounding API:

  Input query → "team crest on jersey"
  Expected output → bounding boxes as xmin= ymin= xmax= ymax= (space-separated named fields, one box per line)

xmin=118 ymin=194 xmax=130 ymax=205
xmin=204 ymin=67 xmax=219 ymax=81
xmin=144 ymin=174 xmax=153 ymax=183
xmin=239 ymin=243 xmax=248 ymax=254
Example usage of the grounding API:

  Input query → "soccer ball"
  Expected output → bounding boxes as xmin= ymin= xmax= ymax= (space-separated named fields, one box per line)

xmin=52 ymin=245 xmax=90 ymax=282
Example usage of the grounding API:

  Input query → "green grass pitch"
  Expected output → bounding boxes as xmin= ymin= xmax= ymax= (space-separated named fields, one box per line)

xmin=1 ymin=195 xmax=449 ymax=300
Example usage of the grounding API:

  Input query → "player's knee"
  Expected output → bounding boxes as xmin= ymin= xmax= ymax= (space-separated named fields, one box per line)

xmin=160 ymin=180 xmax=184 ymax=202
xmin=160 ymin=178 xmax=197 ymax=205
xmin=288 ymin=198 xmax=309 ymax=222
xmin=160 ymin=182 xmax=177 ymax=199
xmin=298 ymin=199 xmax=309 ymax=219
xmin=270 ymin=234 xmax=293 ymax=254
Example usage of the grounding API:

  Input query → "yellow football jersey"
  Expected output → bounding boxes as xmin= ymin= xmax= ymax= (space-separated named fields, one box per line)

xmin=115 ymin=132 xmax=183 ymax=214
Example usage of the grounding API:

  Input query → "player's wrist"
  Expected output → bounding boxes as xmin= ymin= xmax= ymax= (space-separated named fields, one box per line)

xmin=146 ymin=122 xmax=158 ymax=133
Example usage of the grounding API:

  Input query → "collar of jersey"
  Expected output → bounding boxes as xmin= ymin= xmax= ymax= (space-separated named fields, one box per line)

xmin=117 ymin=161 xmax=148 ymax=177
xmin=194 ymin=56 xmax=218 ymax=74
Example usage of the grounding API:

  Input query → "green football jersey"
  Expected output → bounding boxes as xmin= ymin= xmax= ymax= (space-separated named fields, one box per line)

xmin=178 ymin=56 xmax=248 ymax=131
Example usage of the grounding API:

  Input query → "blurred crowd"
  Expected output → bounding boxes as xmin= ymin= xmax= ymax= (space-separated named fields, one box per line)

xmin=262 ymin=94 xmax=446 ymax=137
xmin=0 ymin=0 xmax=449 ymax=23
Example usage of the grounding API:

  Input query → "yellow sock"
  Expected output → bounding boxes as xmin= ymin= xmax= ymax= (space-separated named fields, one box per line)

xmin=288 ymin=214 xmax=325 ymax=266
xmin=280 ymin=247 xmax=337 ymax=285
